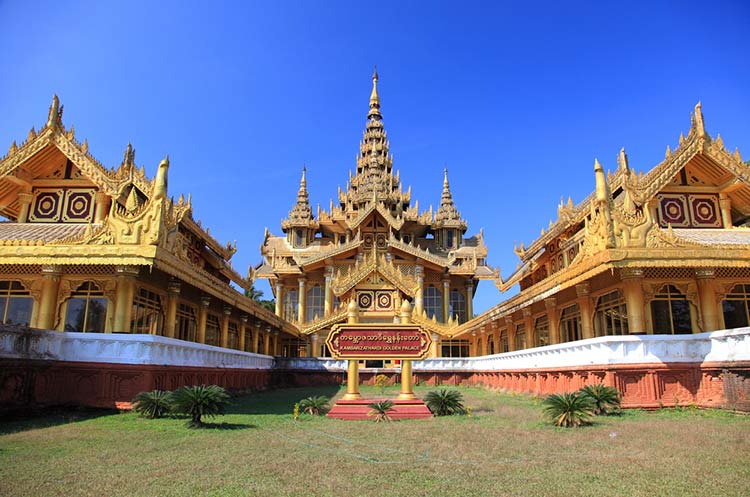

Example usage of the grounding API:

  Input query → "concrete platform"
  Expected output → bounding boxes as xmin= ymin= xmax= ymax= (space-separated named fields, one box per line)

xmin=326 ymin=398 xmax=433 ymax=420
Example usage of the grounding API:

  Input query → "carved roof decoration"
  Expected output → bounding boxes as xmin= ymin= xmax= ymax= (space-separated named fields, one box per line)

xmin=496 ymin=102 xmax=750 ymax=293
xmin=433 ymin=169 xmax=467 ymax=231
xmin=281 ymin=167 xmax=318 ymax=231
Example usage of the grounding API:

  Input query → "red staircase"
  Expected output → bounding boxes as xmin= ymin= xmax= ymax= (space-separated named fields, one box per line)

xmin=326 ymin=398 xmax=433 ymax=420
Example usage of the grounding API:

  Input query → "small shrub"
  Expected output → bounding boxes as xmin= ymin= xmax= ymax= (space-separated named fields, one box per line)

xmin=299 ymin=396 xmax=330 ymax=416
xmin=293 ymin=403 xmax=300 ymax=421
xmin=171 ymin=385 xmax=230 ymax=427
xmin=132 ymin=390 xmax=173 ymax=419
xmin=374 ymin=374 xmax=390 ymax=395
xmin=579 ymin=384 xmax=622 ymax=415
xmin=424 ymin=389 xmax=466 ymax=416
xmin=543 ymin=392 xmax=595 ymax=428
xmin=368 ymin=400 xmax=395 ymax=422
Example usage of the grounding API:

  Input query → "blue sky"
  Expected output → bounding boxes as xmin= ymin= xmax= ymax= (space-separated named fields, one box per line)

xmin=1 ymin=1 xmax=749 ymax=314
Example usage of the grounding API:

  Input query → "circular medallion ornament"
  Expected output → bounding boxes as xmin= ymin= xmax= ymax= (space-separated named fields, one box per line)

xmin=377 ymin=292 xmax=392 ymax=310
xmin=690 ymin=197 xmax=719 ymax=226
xmin=32 ymin=191 xmax=62 ymax=221
xmin=65 ymin=191 xmax=93 ymax=221
xmin=357 ymin=292 xmax=373 ymax=310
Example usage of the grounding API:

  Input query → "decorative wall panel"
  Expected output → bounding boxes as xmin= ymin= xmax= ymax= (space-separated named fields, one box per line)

xmin=30 ymin=188 xmax=95 ymax=223
xmin=656 ymin=193 xmax=722 ymax=228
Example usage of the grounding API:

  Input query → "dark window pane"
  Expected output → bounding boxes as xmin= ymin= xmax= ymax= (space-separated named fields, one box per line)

xmin=671 ymin=300 xmax=692 ymax=334
xmin=65 ymin=298 xmax=88 ymax=331
xmin=86 ymin=298 xmax=108 ymax=332
xmin=723 ymin=300 xmax=749 ymax=329
xmin=6 ymin=297 xmax=32 ymax=326
xmin=651 ymin=301 xmax=672 ymax=334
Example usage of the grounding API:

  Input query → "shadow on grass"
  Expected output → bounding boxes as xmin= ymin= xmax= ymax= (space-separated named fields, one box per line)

xmin=0 ymin=406 xmax=118 ymax=436
xmin=193 ymin=421 xmax=257 ymax=430
xmin=228 ymin=385 xmax=343 ymax=416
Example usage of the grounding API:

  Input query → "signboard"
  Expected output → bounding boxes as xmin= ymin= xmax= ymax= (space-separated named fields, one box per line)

xmin=326 ymin=324 xmax=432 ymax=360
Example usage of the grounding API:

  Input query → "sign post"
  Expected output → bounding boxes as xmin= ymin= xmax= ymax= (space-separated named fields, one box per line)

xmin=398 ymin=300 xmax=415 ymax=400
xmin=343 ymin=300 xmax=361 ymax=400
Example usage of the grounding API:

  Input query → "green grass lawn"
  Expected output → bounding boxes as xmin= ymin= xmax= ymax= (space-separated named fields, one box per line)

xmin=1 ymin=385 xmax=748 ymax=497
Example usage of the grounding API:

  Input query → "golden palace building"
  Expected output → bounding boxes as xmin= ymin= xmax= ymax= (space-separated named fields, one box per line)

xmin=1 ymin=74 xmax=749 ymax=362
xmin=0 ymin=96 xmax=297 ymax=355
xmin=255 ymin=70 xmax=497 ymax=364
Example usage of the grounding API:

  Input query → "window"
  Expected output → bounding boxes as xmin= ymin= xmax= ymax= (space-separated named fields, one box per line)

xmin=722 ymin=284 xmax=750 ymax=329
xmin=228 ymin=321 xmax=239 ymax=349
xmin=130 ymin=288 xmax=163 ymax=335
xmin=244 ymin=327 xmax=253 ymax=352
xmin=441 ymin=339 xmax=469 ymax=357
xmin=650 ymin=285 xmax=692 ymax=335
xmin=306 ymin=285 xmax=324 ymax=322
xmin=559 ymin=304 xmax=582 ymax=342
xmin=487 ymin=335 xmax=495 ymax=355
xmin=176 ymin=303 xmax=196 ymax=342
xmin=594 ymin=290 xmax=628 ymax=336
xmin=446 ymin=230 xmax=454 ymax=249
xmin=534 ymin=315 xmax=549 ymax=347
xmin=64 ymin=282 xmax=107 ymax=332
xmin=283 ymin=289 xmax=298 ymax=322
xmin=0 ymin=281 xmax=32 ymax=326
xmin=449 ymin=289 xmax=467 ymax=323
xmin=205 ymin=314 xmax=220 ymax=346
xmin=424 ymin=285 xmax=442 ymax=322
xmin=295 ymin=229 xmax=304 ymax=247
xmin=499 ymin=330 xmax=509 ymax=353
xmin=514 ymin=324 xmax=526 ymax=350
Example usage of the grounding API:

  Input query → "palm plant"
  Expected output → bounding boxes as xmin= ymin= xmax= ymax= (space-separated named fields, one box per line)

xmin=424 ymin=389 xmax=466 ymax=416
xmin=368 ymin=400 xmax=395 ymax=422
xmin=579 ymin=384 xmax=622 ymax=415
xmin=171 ymin=385 xmax=230 ymax=427
xmin=132 ymin=390 xmax=173 ymax=419
xmin=542 ymin=392 xmax=596 ymax=427
xmin=298 ymin=395 xmax=330 ymax=415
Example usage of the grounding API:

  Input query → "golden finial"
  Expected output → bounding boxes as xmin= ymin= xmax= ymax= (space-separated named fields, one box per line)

xmin=594 ymin=158 xmax=609 ymax=202
xmin=368 ymin=66 xmax=381 ymax=119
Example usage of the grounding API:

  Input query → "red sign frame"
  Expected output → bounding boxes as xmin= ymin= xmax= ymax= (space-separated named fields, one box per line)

xmin=326 ymin=324 xmax=432 ymax=360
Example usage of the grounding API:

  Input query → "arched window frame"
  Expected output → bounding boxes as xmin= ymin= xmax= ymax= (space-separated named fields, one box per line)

xmin=650 ymin=285 xmax=692 ymax=335
xmin=722 ymin=284 xmax=750 ymax=329
xmin=305 ymin=285 xmax=325 ymax=322
xmin=283 ymin=289 xmax=299 ymax=322
xmin=514 ymin=323 xmax=526 ymax=350
xmin=449 ymin=289 xmax=466 ymax=323
xmin=594 ymin=290 xmax=629 ymax=337
xmin=130 ymin=287 xmax=164 ymax=335
xmin=424 ymin=285 xmax=442 ymax=322
xmin=0 ymin=280 xmax=33 ymax=327
xmin=533 ymin=315 xmax=549 ymax=347
xmin=64 ymin=281 xmax=108 ymax=333
xmin=559 ymin=304 xmax=582 ymax=343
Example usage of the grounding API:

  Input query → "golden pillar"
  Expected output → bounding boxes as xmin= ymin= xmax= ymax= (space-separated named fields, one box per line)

xmin=324 ymin=265 xmax=333 ymax=317
xmin=272 ymin=330 xmax=280 ymax=356
xmin=274 ymin=282 xmax=283 ymax=317
xmin=696 ymin=269 xmax=721 ymax=332
xmin=620 ymin=269 xmax=646 ymax=334
xmin=431 ymin=332 xmax=441 ymax=357
xmin=238 ymin=315 xmax=248 ymax=351
xmin=37 ymin=266 xmax=61 ymax=330
xmin=164 ymin=279 xmax=180 ymax=338
xmin=113 ymin=266 xmax=138 ymax=333
xmin=414 ymin=265 xmax=424 ymax=315
xmin=719 ymin=193 xmax=733 ymax=228
xmin=17 ymin=192 xmax=33 ymax=224
xmin=94 ymin=191 xmax=111 ymax=224
xmin=298 ymin=278 xmax=306 ymax=324
xmin=522 ymin=307 xmax=534 ymax=349
xmin=253 ymin=320 xmax=261 ymax=353
xmin=197 ymin=295 xmax=210 ymax=344
xmin=398 ymin=301 xmax=416 ymax=402
xmin=343 ymin=300 xmax=361 ymax=400
xmin=263 ymin=326 xmax=271 ymax=355
xmin=576 ymin=283 xmax=594 ymax=339
xmin=442 ymin=279 xmax=450 ymax=323
xmin=220 ymin=306 xmax=231 ymax=348
xmin=465 ymin=280 xmax=474 ymax=322
xmin=505 ymin=317 xmax=516 ymax=352
xmin=311 ymin=333 xmax=319 ymax=357
xmin=545 ymin=297 xmax=559 ymax=345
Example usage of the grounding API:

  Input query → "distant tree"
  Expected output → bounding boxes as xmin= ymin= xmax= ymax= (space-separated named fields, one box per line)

xmin=245 ymin=284 xmax=275 ymax=312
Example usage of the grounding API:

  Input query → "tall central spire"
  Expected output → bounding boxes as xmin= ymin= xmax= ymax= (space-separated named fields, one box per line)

xmin=337 ymin=69 xmax=410 ymax=215
xmin=368 ymin=66 xmax=381 ymax=120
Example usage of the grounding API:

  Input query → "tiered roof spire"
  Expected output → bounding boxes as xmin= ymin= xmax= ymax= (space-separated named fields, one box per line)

xmin=282 ymin=166 xmax=317 ymax=230
xmin=433 ymin=169 xmax=467 ymax=231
